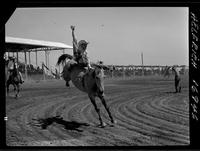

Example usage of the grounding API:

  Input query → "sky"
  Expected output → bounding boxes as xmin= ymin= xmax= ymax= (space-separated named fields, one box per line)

xmin=6 ymin=7 xmax=188 ymax=68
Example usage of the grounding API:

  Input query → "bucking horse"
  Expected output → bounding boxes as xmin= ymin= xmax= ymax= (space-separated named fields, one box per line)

xmin=57 ymin=54 xmax=116 ymax=127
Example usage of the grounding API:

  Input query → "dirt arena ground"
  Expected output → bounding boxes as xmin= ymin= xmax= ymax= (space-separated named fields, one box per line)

xmin=6 ymin=75 xmax=189 ymax=146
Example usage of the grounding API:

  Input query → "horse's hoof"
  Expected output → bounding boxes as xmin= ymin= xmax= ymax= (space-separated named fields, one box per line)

xmin=98 ymin=122 xmax=106 ymax=128
xmin=111 ymin=120 xmax=117 ymax=124
xmin=102 ymin=122 xmax=106 ymax=127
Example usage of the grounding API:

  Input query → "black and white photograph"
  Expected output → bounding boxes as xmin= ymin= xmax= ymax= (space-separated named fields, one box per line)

xmin=4 ymin=7 xmax=190 ymax=146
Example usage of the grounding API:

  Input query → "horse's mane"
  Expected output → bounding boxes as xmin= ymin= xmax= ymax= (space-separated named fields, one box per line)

xmin=57 ymin=54 xmax=73 ymax=66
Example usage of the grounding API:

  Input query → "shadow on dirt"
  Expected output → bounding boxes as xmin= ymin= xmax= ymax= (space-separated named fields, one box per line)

xmin=32 ymin=116 xmax=90 ymax=132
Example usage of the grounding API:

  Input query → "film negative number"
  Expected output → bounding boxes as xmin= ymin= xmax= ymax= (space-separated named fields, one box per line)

xmin=191 ymin=80 xmax=199 ymax=122
xmin=192 ymin=112 xmax=198 ymax=121
xmin=192 ymin=96 xmax=199 ymax=104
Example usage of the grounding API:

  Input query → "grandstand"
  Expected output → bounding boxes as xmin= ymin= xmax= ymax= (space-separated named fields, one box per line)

xmin=5 ymin=36 xmax=73 ymax=81
xmin=105 ymin=65 xmax=189 ymax=79
xmin=16 ymin=60 xmax=59 ymax=81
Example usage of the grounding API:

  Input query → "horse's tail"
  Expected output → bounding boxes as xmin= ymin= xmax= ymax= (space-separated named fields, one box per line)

xmin=57 ymin=54 xmax=73 ymax=66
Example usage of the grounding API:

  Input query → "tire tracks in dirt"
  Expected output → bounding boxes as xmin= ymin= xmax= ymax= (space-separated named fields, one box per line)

xmin=6 ymin=79 xmax=189 ymax=146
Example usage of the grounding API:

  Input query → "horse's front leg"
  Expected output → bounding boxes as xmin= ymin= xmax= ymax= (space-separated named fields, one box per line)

xmin=89 ymin=94 xmax=106 ymax=127
xmin=99 ymin=94 xmax=116 ymax=125
xmin=15 ymin=84 xmax=20 ymax=99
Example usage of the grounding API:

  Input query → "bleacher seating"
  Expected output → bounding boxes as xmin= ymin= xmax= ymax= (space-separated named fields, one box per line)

xmin=18 ymin=62 xmax=43 ymax=74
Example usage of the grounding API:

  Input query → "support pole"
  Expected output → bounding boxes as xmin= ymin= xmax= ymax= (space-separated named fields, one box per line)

xmin=29 ymin=51 xmax=31 ymax=65
xmin=44 ymin=51 xmax=47 ymax=80
xmin=123 ymin=67 xmax=125 ymax=79
xmin=16 ymin=52 xmax=19 ymax=64
xmin=141 ymin=52 xmax=144 ymax=76
xmin=45 ymin=51 xmax=48 ymax=68
xmin=47 ymin=51 xmax=49 ymax=69
xmin=24 ymin=51 xmax=28 ymax=80
xmin=132 ymin=66 xmax=135 ymax=77
xmin=42 ymin=62 xmax=46 ymax=81
xmin=35 ymin=51 xmax=38 ymax=67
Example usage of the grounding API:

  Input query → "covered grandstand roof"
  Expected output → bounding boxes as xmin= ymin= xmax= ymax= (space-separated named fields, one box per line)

xmin=5 ymin=36 xmax=73 ymax=52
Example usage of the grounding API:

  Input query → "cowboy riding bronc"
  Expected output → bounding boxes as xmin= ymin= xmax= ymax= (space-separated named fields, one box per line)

xmin=64 ymin=25 xmax=92 ymax=87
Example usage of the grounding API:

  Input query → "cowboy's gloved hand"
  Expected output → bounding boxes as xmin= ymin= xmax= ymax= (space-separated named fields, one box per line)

xmin=70 ymin=25 xmax=75 ymax=31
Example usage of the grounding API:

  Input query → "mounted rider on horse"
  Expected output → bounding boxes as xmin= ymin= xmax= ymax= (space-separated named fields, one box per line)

xmin=57 ymin=27 xmax=116 ymax=127
xmin=5 ymin=55 xmax=24 ymax=84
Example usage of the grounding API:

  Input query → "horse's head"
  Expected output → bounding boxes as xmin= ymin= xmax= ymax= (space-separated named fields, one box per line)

xmin=93 ymin=67 xmax=105 ymax=95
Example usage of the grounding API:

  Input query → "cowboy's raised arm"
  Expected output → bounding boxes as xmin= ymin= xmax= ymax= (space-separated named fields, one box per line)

xmin=71 ymin=26 xmax=78 ymax=46
xmin=70 ymin=26 xmax=78 ymax=56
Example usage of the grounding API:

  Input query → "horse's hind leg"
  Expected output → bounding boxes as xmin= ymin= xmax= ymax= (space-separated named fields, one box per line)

xmin=179 ymin=83 xmax=181 ymax=93
xmin=99 ymin=94 xmax=116 ymax=124
xmin=13 ymin=84 xmax=16 ymax=91
xmin=64 ymin=69 xmax=71 ymax=87
xmin=15 ymin=85 xmax=20 ymax=99
xmin=89 ymin=95 xmax=106 ymax=127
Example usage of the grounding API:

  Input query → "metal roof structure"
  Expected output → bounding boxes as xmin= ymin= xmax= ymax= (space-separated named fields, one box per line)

xmin=5 ymin=36 xmax=73 ymax=81
xmin=5 ymin=36 xmax=73 ymax=52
